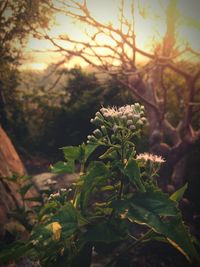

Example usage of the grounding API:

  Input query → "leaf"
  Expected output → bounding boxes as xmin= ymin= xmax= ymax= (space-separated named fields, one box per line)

xmin=170 ymin=183 xmax=188 ymax=202
xmin=83 ymin=221 xmax=127 ymax=243
xmin=61 ymin=146 xmax=81 ymax=161
xmin=111 ymin=188 xmax=178 ymax=217
xmin=118 ymin=190 xmax=199 ymax=262
xmin=99 ymin=147 xmax=116 ymax=159
xmin=80 ymin=161 xmax=109 ymax=210
xmin=132 ymin=188 xmax=178 ymax=216
xmin=39 ymin=202 xmax=59 ymax=220
xmin=127 ymin=205 xmax=199 ymax=262
xmin=125 ymin=159 xmax=145 ymax=192
xmin=50 ymin=161 xmax=74 ymax=174
xmin=51 ymin=202 xmax=79 ymax=239
xmin=83 ymin=143 xmax=98 ymax=163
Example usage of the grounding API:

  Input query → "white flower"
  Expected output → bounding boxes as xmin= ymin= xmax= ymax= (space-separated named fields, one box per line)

xmin=60 ymin=188 xmax=67 ymax=192
xmin=48 ymin=192 xmax=60 ymax=200
xmin=100 ymin=105 xmax=134 ymax=118
xmin=136 ymin=153 xmax=165 ymax=163
xmin=31 ymin=239 xmax=39 ymax=246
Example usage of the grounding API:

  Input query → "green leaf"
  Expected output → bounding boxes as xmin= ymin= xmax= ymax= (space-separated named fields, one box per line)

xmin=61 ymin=146 xmax=81 ymax=161
xmin=99 ymin=147 xmax=116 ymax=159
xmin=121 ymin=191 xmax=199 ymax=262
xmin=82 ymin=143 xmax=98 ymax=163
xmin=61 ymin=144 xmax=98 ymax=167
xmin=164 ymin=216 xmax=200 ymax=263
xmin=110 ymin=188 xmax=199 ymax=262
xmin=39 ymin=202 xmax=60 ymax=220
xmin=111 ymin=188 xmax=178 ymax=217
xmin=132 ymin=188 xmax=178 ymax=216
xmin=170 ymin=183 xmax=188 ymax=202
xmin=50 ymin=161 xmax=74 ymax=174
xmin=84 ymin=144 xmax=99 ymax=162
xmin=80 ymin=161 xmax=109 ymax=210
xmin=127 ymin=205 xmax=199 ymax=262
xmin=125 ymin=159 xmax=145 ymax=192
xmin=83 ymin=221 xmax=127 ymax=243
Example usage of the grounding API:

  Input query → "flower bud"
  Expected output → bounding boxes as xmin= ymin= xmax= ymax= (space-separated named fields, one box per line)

xmin=127 ymin=114 xmax=133 ymax=119
xmin=141 ymin=105 xmax=145 ymax=111
xmin=101 ymin=125 xmax=107 ymax=135
xmin=113 ymin=125 xmax=119 ymax=132
xmin=137 ymin=119 xmax=143 ymax=126
xmin=93 ymin=129 xmax=102 ymax=138
xmin=93 ymin=117 xmax=103 ymax=125
xmin=87 ymin=135 xmax=96 ymax=142
xmin=129 ymin=125 xmax=136 ymax=130
xmin=127 ymin=119 xmax=133 ymax=126
xmin=134 ymin=103 xmax=140 ymax=108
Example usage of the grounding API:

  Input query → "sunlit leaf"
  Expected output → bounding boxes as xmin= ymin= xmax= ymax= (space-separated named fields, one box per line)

xmin=170 ymin=183 xmax=188 ymax=202
xmin=50 ymin=161 xmax=74 ymax=174
xmin=83 ymin=143 xmax=98 ymax=163
xmin=61 ymin=146 xmax=81 ymax=161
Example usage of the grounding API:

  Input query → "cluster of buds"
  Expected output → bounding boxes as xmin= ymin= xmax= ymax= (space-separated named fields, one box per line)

xmin=87 ymin=104 xmax=146 ymax=144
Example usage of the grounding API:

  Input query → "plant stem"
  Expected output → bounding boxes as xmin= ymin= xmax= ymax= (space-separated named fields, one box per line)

xmin=73 ymin=163 xmax=84 ymax=207
xmin=118 ymin=179 xmax=124 ymax=200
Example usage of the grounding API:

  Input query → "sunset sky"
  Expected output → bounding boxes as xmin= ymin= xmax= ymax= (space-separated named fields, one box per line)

xmin=22 ymin=0 xmax=200 ymax=70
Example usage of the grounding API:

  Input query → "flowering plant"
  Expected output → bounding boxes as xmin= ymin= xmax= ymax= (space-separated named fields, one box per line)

xmin=1 ymin=104 xmax=199 ymax=266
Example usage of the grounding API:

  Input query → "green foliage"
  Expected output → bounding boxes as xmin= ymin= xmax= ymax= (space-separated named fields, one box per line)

xmin=0 ymin=104 xmax=199 ymax=266
xmin=4 ymin=66 xmax=136 ymax=158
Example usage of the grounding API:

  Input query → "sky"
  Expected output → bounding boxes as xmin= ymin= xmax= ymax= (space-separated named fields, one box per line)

xmin=22 ymin=0 xmax=200 ymax=70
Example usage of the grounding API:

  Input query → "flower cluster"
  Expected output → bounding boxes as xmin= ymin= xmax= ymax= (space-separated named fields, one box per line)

xmin=88 ymin=104 xmax=146 ymax=144
xmin=136 ymin=153 xmax=165 ymax=163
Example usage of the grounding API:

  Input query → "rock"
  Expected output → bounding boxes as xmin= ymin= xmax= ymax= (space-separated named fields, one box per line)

xmin=0 ymin=126 xmax=37 ymax=235
xmin=0 ymin=126 xmax=26 ymax=233
xmin=32 ymin=172 xmax=79 ymax=192
xmin=0 ymin=126 xmax=26 ymax=177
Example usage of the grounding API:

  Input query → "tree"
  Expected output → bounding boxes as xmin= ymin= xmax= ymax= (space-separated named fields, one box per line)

xmin=0 ymin=0 xmax=52 ymax=235
xmin=41 ymin=0 xmax=200 ymax=189
xmin=0 ymin=0 xmax=53 ymax=128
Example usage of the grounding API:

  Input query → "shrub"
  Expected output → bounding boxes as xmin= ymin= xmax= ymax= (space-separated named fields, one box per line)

xmin=0 ymin=104 xmax=199 ymax=266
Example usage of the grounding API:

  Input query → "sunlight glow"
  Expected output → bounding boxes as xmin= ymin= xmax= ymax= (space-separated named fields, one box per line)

xmin=21 ymin=63 xmax=48 ymax=71
xmin=23 ymin=0 xmax=200 ymax=70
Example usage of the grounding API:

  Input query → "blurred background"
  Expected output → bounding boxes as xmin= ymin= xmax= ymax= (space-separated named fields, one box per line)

xmin=0 ymin=0 xmax=200 ymax=227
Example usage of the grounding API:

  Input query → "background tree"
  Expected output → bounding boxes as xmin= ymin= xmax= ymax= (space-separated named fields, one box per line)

xmin=0 ymin=0 xmax=52 ymax=129
xmin=0 ymin=0 xmax=53 ymax=235
xmin=41 ymin=0 xmax=200 ymax=190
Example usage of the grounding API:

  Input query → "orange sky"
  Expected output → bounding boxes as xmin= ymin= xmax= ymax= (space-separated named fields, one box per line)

xmin=22 ymin=0 xmax=200 ymax=70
